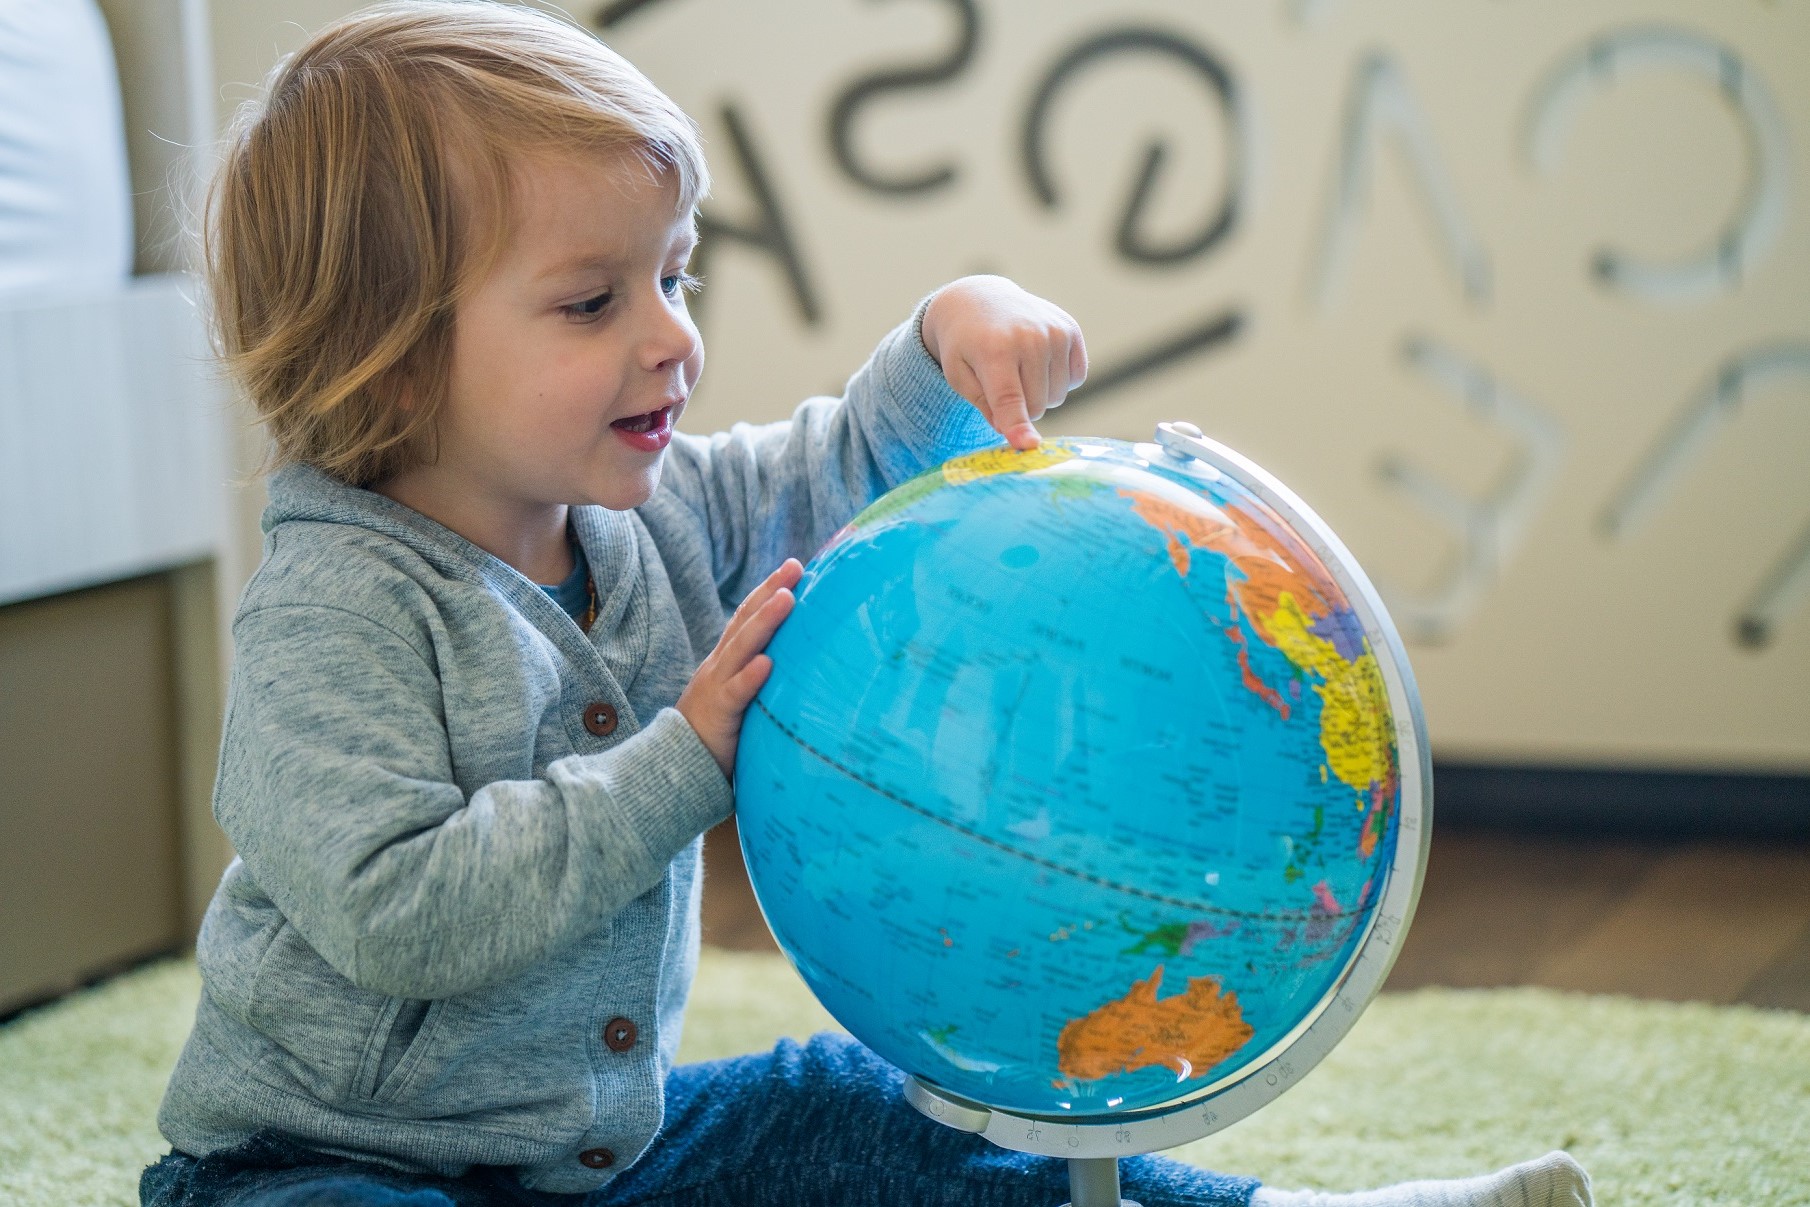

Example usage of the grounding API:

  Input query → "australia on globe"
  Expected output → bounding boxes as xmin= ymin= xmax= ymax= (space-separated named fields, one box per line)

xmin=734 ymin=433 xmax=1414 ymax=1123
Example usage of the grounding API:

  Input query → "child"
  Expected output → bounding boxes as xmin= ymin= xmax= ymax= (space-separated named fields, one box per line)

xmin=143 ymin=4 xmax=1592 ymax=1205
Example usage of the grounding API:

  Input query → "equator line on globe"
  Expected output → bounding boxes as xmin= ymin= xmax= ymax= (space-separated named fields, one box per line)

xmin=734 ymin=423 xmax=1429 ymax=1151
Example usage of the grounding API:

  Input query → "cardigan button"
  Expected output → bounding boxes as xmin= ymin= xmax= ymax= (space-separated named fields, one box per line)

xmin=582 ymin=702 xmax=618 ymax=737
xmin=603 ymin=1016 xmax=638 ymax=1052
xmin=578 ymin=1147 xmax=615 ymax=1169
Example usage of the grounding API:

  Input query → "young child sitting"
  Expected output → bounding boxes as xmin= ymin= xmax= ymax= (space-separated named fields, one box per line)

xmin=142 ymin=4 xmax=1592 ymax=1205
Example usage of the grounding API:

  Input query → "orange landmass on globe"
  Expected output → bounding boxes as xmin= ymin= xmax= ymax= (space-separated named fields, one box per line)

xmin=1121 ymin=491 xmax=1333 ymax=648
xmin=1223 ymin=624 xmax=1289 ymax=720
xmin=1359 ymin=767 xmax=1398 ymax=858
xmin=1056 ymin=965 xmax=1254 ymax=1082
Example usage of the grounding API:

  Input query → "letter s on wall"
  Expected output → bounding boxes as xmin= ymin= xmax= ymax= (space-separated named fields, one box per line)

xmin=827 ymin=0 xmax=980 ymax=197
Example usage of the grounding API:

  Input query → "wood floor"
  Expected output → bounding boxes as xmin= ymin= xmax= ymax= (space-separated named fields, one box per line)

xmin=700 ymin=819 xmax=1810 ymax=1011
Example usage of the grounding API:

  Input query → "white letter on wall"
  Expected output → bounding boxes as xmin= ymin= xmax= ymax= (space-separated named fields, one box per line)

xmin=1524 ymin=27 xmax=1790 ymax=304
xmin=1311 ymin=53 xmax=1492 ymax=310
xmin=1598 ymin=345 xmax=1810 ymax=647
xmin=1379 ymin=337 xmax=1567 ymax=643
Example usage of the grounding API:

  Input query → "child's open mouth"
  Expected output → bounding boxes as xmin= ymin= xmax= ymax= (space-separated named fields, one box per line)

xmin=610 ymin=405 xmax=674 ymax=451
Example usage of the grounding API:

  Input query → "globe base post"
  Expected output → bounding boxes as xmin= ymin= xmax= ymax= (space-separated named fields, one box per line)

xmin=1063 ymin=1156 xmax=1142 ymax=1207
xmin=906 ymin=1079 xmax=1144 ymax=1207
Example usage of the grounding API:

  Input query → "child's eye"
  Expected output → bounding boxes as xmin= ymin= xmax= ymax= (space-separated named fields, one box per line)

xmin=662 ymin=272 xmax=702 ymax=299
xmin=564 ymin=291 xmax=612 ymax=322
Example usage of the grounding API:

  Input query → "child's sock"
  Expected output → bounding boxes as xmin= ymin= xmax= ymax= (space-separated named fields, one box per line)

xmin=1250 ymin=1151 xmax=1590 ymax=1207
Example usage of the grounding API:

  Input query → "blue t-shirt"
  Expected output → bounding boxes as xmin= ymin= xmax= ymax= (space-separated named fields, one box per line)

xmin=537 ymin=540 xmax=591 ymax=623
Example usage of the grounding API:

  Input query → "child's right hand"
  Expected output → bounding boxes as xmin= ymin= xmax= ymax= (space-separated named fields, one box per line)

xmin=678 ymin=558 xmax=804 ymax=780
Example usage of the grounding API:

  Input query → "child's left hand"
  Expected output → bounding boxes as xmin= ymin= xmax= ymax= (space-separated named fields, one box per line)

xmin=921 ymin=276 xmax=1088 ymax=451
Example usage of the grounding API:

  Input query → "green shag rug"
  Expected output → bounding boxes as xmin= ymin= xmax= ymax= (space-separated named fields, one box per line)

xmin=3 ymin=951 xmax=1807 ymax=1206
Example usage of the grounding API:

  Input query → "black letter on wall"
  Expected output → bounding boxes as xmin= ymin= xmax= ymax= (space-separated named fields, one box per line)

xmin=1022 ymin=28 xmax=1244 ymax=267
xmin=591 ymin=0 xmax=675 ymax=30
xmin=827 ymin=0 xmax=980 ymax=197
xmin=694 ymin=103 xmax=823 ymax=327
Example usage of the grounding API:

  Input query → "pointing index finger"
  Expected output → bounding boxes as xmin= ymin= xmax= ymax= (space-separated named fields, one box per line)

xmin=971 ymin=355 xmax=1040 ymax=450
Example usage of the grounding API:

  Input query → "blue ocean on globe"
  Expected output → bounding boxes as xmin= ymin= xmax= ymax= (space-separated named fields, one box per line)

xmin=735 ymin=436 xmax=1402 ymax=1119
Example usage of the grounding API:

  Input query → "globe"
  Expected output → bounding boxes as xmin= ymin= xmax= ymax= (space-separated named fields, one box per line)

xmin=734 ymin=425 xmax=1429 ymax=1146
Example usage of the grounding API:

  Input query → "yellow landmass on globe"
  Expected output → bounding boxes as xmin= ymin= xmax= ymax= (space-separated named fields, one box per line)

xmin=1266 ymin=594 xmax=1393 ymax=795
xmin=943 ymin=444 xmax=1074 ymax=485
xmin=1316 ymin=653 xmax=1391 ymax=795
xmin=1056 ymin=965 xmax=1254 ymax=1082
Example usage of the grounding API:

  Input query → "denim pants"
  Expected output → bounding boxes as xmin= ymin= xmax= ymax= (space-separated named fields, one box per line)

xmin=141 ymin=1033 xmax=1259 ymax=1207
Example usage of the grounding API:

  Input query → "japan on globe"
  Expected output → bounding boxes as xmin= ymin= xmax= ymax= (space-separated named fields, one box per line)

xmin=734 ymin=422 xmax=1429 ymax=1182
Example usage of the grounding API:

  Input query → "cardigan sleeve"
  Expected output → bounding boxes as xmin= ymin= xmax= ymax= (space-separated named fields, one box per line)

xmin=655 ymin=298 xmax=999 ymax=611
xmin=213 ymin=603 xmax=730 ymax=1000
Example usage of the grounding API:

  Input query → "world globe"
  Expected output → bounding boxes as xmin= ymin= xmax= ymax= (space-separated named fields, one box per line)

xmin=734 ymin=423 xmax=1429 ymax=1161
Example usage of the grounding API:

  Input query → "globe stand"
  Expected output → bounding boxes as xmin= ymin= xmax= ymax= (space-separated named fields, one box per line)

xmin=906 ymin=1078 xmax=1144 ymax=1207
xmin=1063 ymin=1157 xmax=1141 ymax=1207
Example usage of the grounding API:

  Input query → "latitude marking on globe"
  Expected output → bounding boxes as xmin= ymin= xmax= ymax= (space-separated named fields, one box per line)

xmin=751 ymin=699 xmax=1339 ymax=925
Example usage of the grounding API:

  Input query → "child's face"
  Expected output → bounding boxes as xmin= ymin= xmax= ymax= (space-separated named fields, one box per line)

xmin=435 ymin=152 xmax=702 ymax=515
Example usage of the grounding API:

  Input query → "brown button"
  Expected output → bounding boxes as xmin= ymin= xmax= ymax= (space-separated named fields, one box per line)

xmin=603 ymin=1016 xmax=638 ymax=1052
xmin=578 ymin=1147 xmax=615 ymax=1169
xmin=582 ymin=702 xmax=618 ymax=737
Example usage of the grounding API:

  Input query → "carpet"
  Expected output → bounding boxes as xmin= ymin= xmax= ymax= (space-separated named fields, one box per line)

xmin=2 ymin=950 xmax=1806 ymax=1206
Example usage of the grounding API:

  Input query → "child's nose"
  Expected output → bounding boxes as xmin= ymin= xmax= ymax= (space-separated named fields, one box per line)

xmin=641 ymin=296 xmax=700 ymax=373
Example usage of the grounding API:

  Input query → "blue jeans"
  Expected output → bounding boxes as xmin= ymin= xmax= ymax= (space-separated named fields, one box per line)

xmin=141 ymin=1033 xmax=1258 ymax=1206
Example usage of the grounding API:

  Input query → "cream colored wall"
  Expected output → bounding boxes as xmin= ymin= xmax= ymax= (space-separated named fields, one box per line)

xmin=208 ymin=1 xmax=1810 ymax=774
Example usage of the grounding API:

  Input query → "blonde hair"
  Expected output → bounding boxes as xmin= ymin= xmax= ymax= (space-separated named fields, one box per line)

xmin=206 ymin=0 xmax=709 ymax=486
